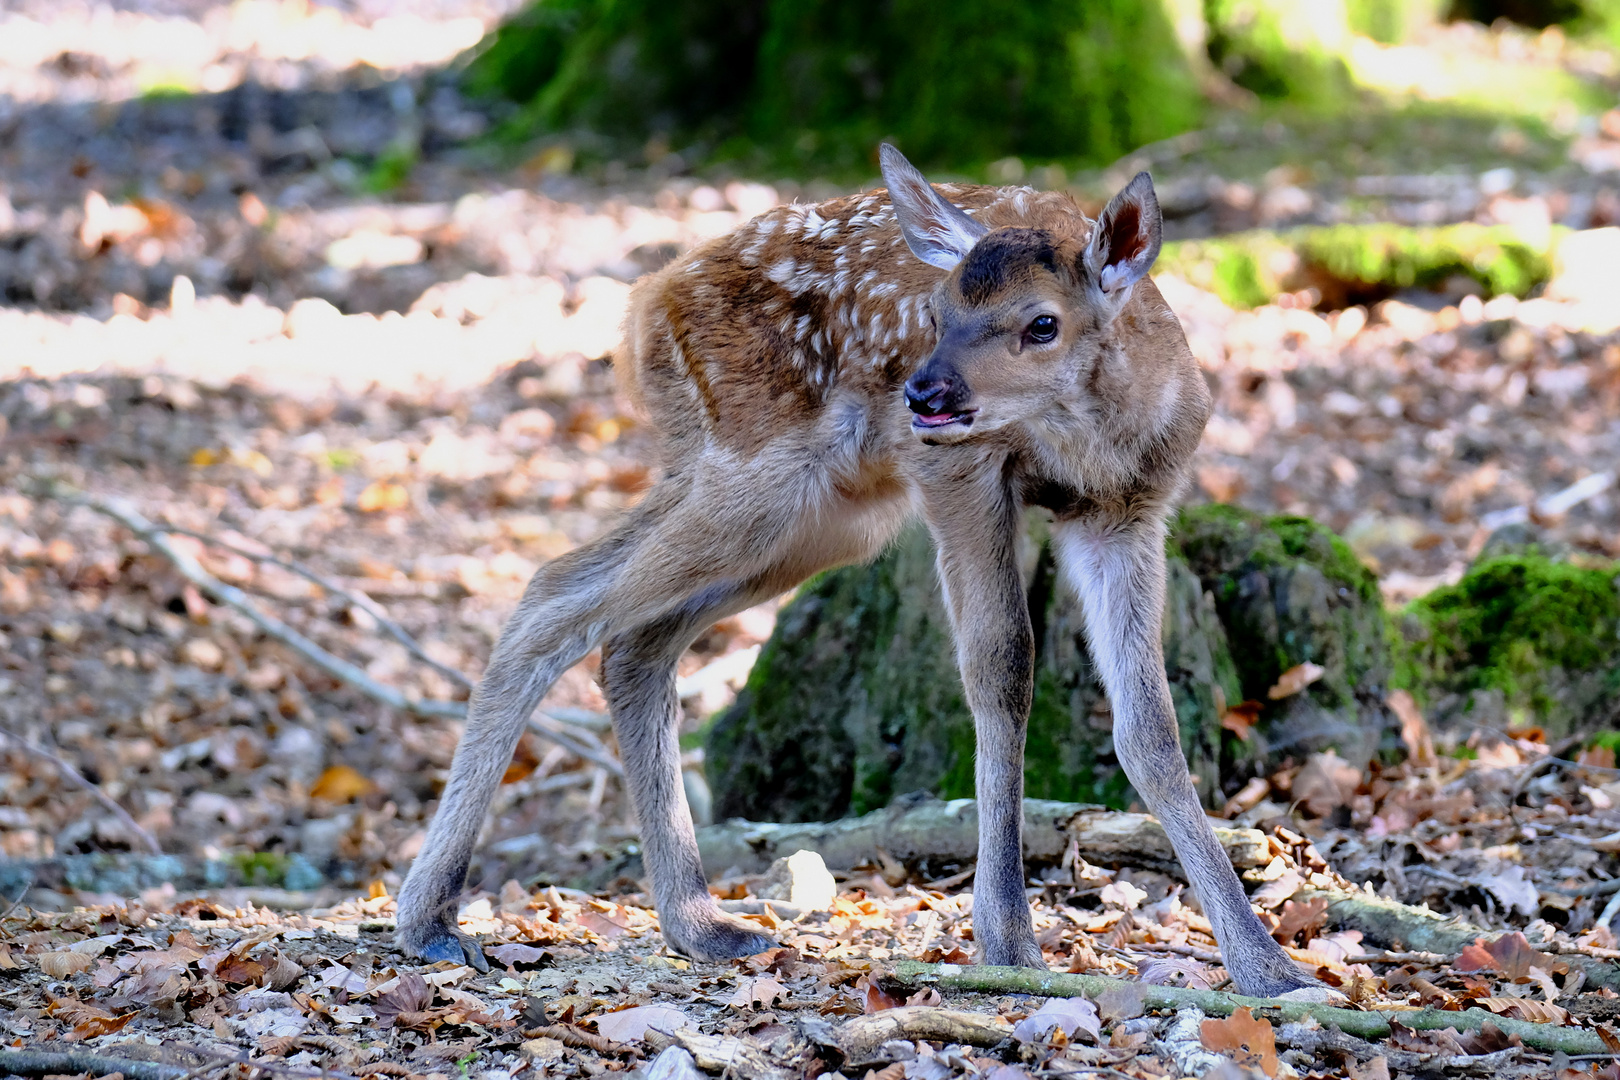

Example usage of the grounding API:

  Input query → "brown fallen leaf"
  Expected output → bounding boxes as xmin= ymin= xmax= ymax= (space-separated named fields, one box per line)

xmin=1474 ymin=997 xmax=1570 ymax=1024
xmin=1267 ymin=661 xmax=1325 ymax=700
xmin=374 ymin=972 xmax=434 ymax=1027
xmin=357 ymin=481 xmax=409 ymax=513
xmin=310 ymin=764 xmax=375 ymax=802
xmin=1346 ymin=1057 xmax=1390 ymax=1080
xmin=47 ymin=995 xmax=136 ymax=1038
xmin=1291 ymin=749 xmax=1361 ymax=817
xmin=215 ymin=955 xmax=268 ymax=986
xmin=728 ymin=975 xmax=788 ymax=1010
xmin=1273 ymin=897 xmax=1330 ymax=945
xmin=1220 ymin=700 xmax=1264 ymax=742
xmin=37 ymin=950 xmax=95 ymax=977
xmin=1387 ymin=689 xmax=1436 ymax=767
xmin=1200 ymin=1006 xmax=1278 ymax=1078
xmin=856 ymin=974 xmax=905 ymax=1013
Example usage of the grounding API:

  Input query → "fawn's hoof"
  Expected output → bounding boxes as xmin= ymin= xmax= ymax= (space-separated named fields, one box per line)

xmin=663 ymin=912 xmax=776 ymax=961
xmin=978 ymin=937 xmax=1047 ymax=969
xmin=399 ymin=913 xmax=490 ymax=972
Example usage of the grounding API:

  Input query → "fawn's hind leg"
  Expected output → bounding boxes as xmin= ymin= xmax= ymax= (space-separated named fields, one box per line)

xmin=600 ymin=578 xmax=782 ymax=961
xmin=396 ymin=481 xmax=783 ymax=968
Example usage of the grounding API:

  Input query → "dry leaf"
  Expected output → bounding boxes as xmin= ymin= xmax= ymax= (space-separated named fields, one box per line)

xmin=37 ymin=950 xmax=95 ymax=977
xmin=488 ymin=942 xmax=548 ymax=968
xmin=857 ymin=974 xmax=905 ymax=1013
xmin=1475 ymin=997 xmax=1570 ymax=1024
xmin=1273 ymin=897 xmax=1330 ymax=945
xmin=215 ymin=955 xmax=268 ymax=986
xmin=1476 ymin=866 xmax=1539 ymax=918
xmin=1267 ymin=661 xmax=1325 ymax=700
xmin=1387 ymin=689 xmax=1436 ymax=767
xmin=1138 ymin=956 xmax=1222 ymax=991
xmin=1291 ymin=750 xmax=1361 ymax=816
xmin=357 ymin=481 xmax=409 ymax=513
xmin=594 ymin=1005 xmax=691 ymax=1042
xmin=1200 ymin=1007 xmax=1278 ymax=1077
xmin=1346 ymin=1058 xmax=1391 ymax=1080
xmin=727 ymin=975 xmax=787 ymax=1009
xmin=1093 ymin=983 xmax=1147 ymax=1022
xmin=1012 ymin=997 xmax=1100 ymax=1044
xmin=1221 ymin=700 xmax=1264 ymax=741
xmin=309 ymin=764 xmax=375 ymax=802
xmin=374 ymin=972 xmax=434 ymax=1027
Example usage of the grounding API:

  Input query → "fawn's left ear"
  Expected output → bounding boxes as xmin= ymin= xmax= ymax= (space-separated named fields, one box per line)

xmin=1081 ymin=171 xmax=1162 ymax=314
xmin=880 ymin=143 xmax=988 ymax=271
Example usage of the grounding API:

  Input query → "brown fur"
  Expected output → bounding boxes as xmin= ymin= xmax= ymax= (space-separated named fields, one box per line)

xmin=396 ymin=147 xmax=1318 ymax=999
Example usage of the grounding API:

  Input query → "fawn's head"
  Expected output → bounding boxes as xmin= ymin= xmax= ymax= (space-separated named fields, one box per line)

xmin=879 ymin=144 xmax=1164 ymax=446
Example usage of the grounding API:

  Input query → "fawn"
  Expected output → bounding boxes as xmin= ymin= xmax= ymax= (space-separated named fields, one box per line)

xmin=397 ymin=145 xmax=1317 ymax=998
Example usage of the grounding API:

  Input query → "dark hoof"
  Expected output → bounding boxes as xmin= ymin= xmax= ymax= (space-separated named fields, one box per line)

xmin=400 ymin=919 xmax=489 ymax=972
xmin=665 ymin=915 xmax=776 ymax=962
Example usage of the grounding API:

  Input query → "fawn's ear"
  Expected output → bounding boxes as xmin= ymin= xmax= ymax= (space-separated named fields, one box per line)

xmin=1082 ymin=171 xmax=1162 ymax=310
xmin=880 ymin=143 xmax=988 ymax=271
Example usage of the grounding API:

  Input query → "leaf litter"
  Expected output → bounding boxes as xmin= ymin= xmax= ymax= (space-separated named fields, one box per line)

xmin=4 ymin=5 xmax=1620 ymax=1079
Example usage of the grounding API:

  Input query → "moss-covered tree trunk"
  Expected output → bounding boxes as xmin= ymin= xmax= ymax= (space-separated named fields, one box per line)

xmin=706 ymin=506 xmax=1393 ymax=823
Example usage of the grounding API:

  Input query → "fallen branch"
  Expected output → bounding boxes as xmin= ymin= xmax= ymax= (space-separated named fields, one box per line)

xmin=0 ymin=1049 xmax=193 ymax=1080
xmin=833 ymin=1006 xmax=1012 ymax=1068
xmin=693 ymin=795 xmax=1269 ymax=877
xmin=159 ymin=522 xmax=474 ymax=691
xmin=0 ymin=1049 xmax=361 ymax=1080
xmin=1302 ymin=888 xmax=1620 ymax=991
xmin=1276 ymin=1024 xmax=1521 ymax=1075
xmin=59 ymin=488 xmax=622 ymax=776
xmin=0 ymin=727 xmax=160 ymax=855
xmin=885 ymin=962 xmax=1610 ymax=1056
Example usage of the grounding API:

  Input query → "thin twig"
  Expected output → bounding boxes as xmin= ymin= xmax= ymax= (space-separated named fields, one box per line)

xmin=158 ymin=523 xmax=473 ymax=691
xmin=58 ymin=487 xmax=623 ymax=775
xmin=0 ymin=727 xmax=160 ymax=854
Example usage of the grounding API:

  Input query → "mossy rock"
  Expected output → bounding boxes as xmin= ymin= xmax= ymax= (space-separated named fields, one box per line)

xmin=1394 ymin=552 xmax=1620 ymax=738
xmin=706 ymin=516 xmax=1289 ymax=824
xmin=1157 ymin=223 xmax=1562 ymax=310
xmin=1174 ymin=503 xmax=1394 ymax=767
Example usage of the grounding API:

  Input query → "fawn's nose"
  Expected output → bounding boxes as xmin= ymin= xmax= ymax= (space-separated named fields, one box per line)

xmin=905 ymin=373 xmax=954 ymax=415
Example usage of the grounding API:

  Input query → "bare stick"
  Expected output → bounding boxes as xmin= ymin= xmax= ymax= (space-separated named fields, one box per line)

xmin=158 ymin=523 xmax=473 ymax=692
xmin=62 ymin=489 xmax=624 ymax=775
xmin=886 ymin=961 xmax=1610 ymax=1056
xmin=0 ymin=727 xmax=160 ymax=855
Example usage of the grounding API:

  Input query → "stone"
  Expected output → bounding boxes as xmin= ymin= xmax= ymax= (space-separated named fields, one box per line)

xmin=757 ymin=849 xmax=837 ymax=911
xmin=706 ymin=506 xmax=1397 ymax=823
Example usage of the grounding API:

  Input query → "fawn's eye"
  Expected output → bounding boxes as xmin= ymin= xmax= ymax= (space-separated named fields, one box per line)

xmin=1026 ymin=315 xmax=1059 ymax=343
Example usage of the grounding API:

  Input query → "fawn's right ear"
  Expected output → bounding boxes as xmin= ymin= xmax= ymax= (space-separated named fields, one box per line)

xmin=880 ymin=144 xmax=988 ymax=271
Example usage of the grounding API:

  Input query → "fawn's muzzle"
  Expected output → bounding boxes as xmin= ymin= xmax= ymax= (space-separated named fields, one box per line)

xmin=904 ymin=363 xmax=975 ymax=430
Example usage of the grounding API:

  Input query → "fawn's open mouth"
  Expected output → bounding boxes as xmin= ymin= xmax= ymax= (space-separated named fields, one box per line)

xmin=911 ymin=408 xmax=977 ymax=430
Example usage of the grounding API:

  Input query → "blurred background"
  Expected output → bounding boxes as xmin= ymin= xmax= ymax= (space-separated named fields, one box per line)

xmin=1 ymin=0 xmax=1619 ymax=901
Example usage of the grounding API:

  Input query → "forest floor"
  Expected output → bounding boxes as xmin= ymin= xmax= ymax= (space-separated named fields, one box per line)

xmin=5 ymin=3 xmax=1620 ymax=1078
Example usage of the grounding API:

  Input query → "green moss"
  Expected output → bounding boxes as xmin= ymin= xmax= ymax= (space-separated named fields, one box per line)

xmin=1158 ymin=223 xmax=1564 ymax=310
xmin=1175 ymin=503 xmax=1390 ymax=763
xmin=464 ymin=0 xmax=1203 ymax=171
xmin=230 ymin=851 xmax=290 ymax=887
xmin=1204 ymin=0 xmax=1354 ymax=105
xmin=1394 ymin=554 xmax=1620 ymax=736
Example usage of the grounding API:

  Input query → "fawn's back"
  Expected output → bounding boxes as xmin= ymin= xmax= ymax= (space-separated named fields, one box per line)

xmin=619 ymin=184 xmax=1091 ymax=455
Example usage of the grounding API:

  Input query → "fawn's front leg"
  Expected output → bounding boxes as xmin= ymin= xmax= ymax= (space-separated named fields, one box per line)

xmin=924 ymin=473 xmax=1044 ymax=969
xmin=1055 ymin=514 xmax=1315 ymax=998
